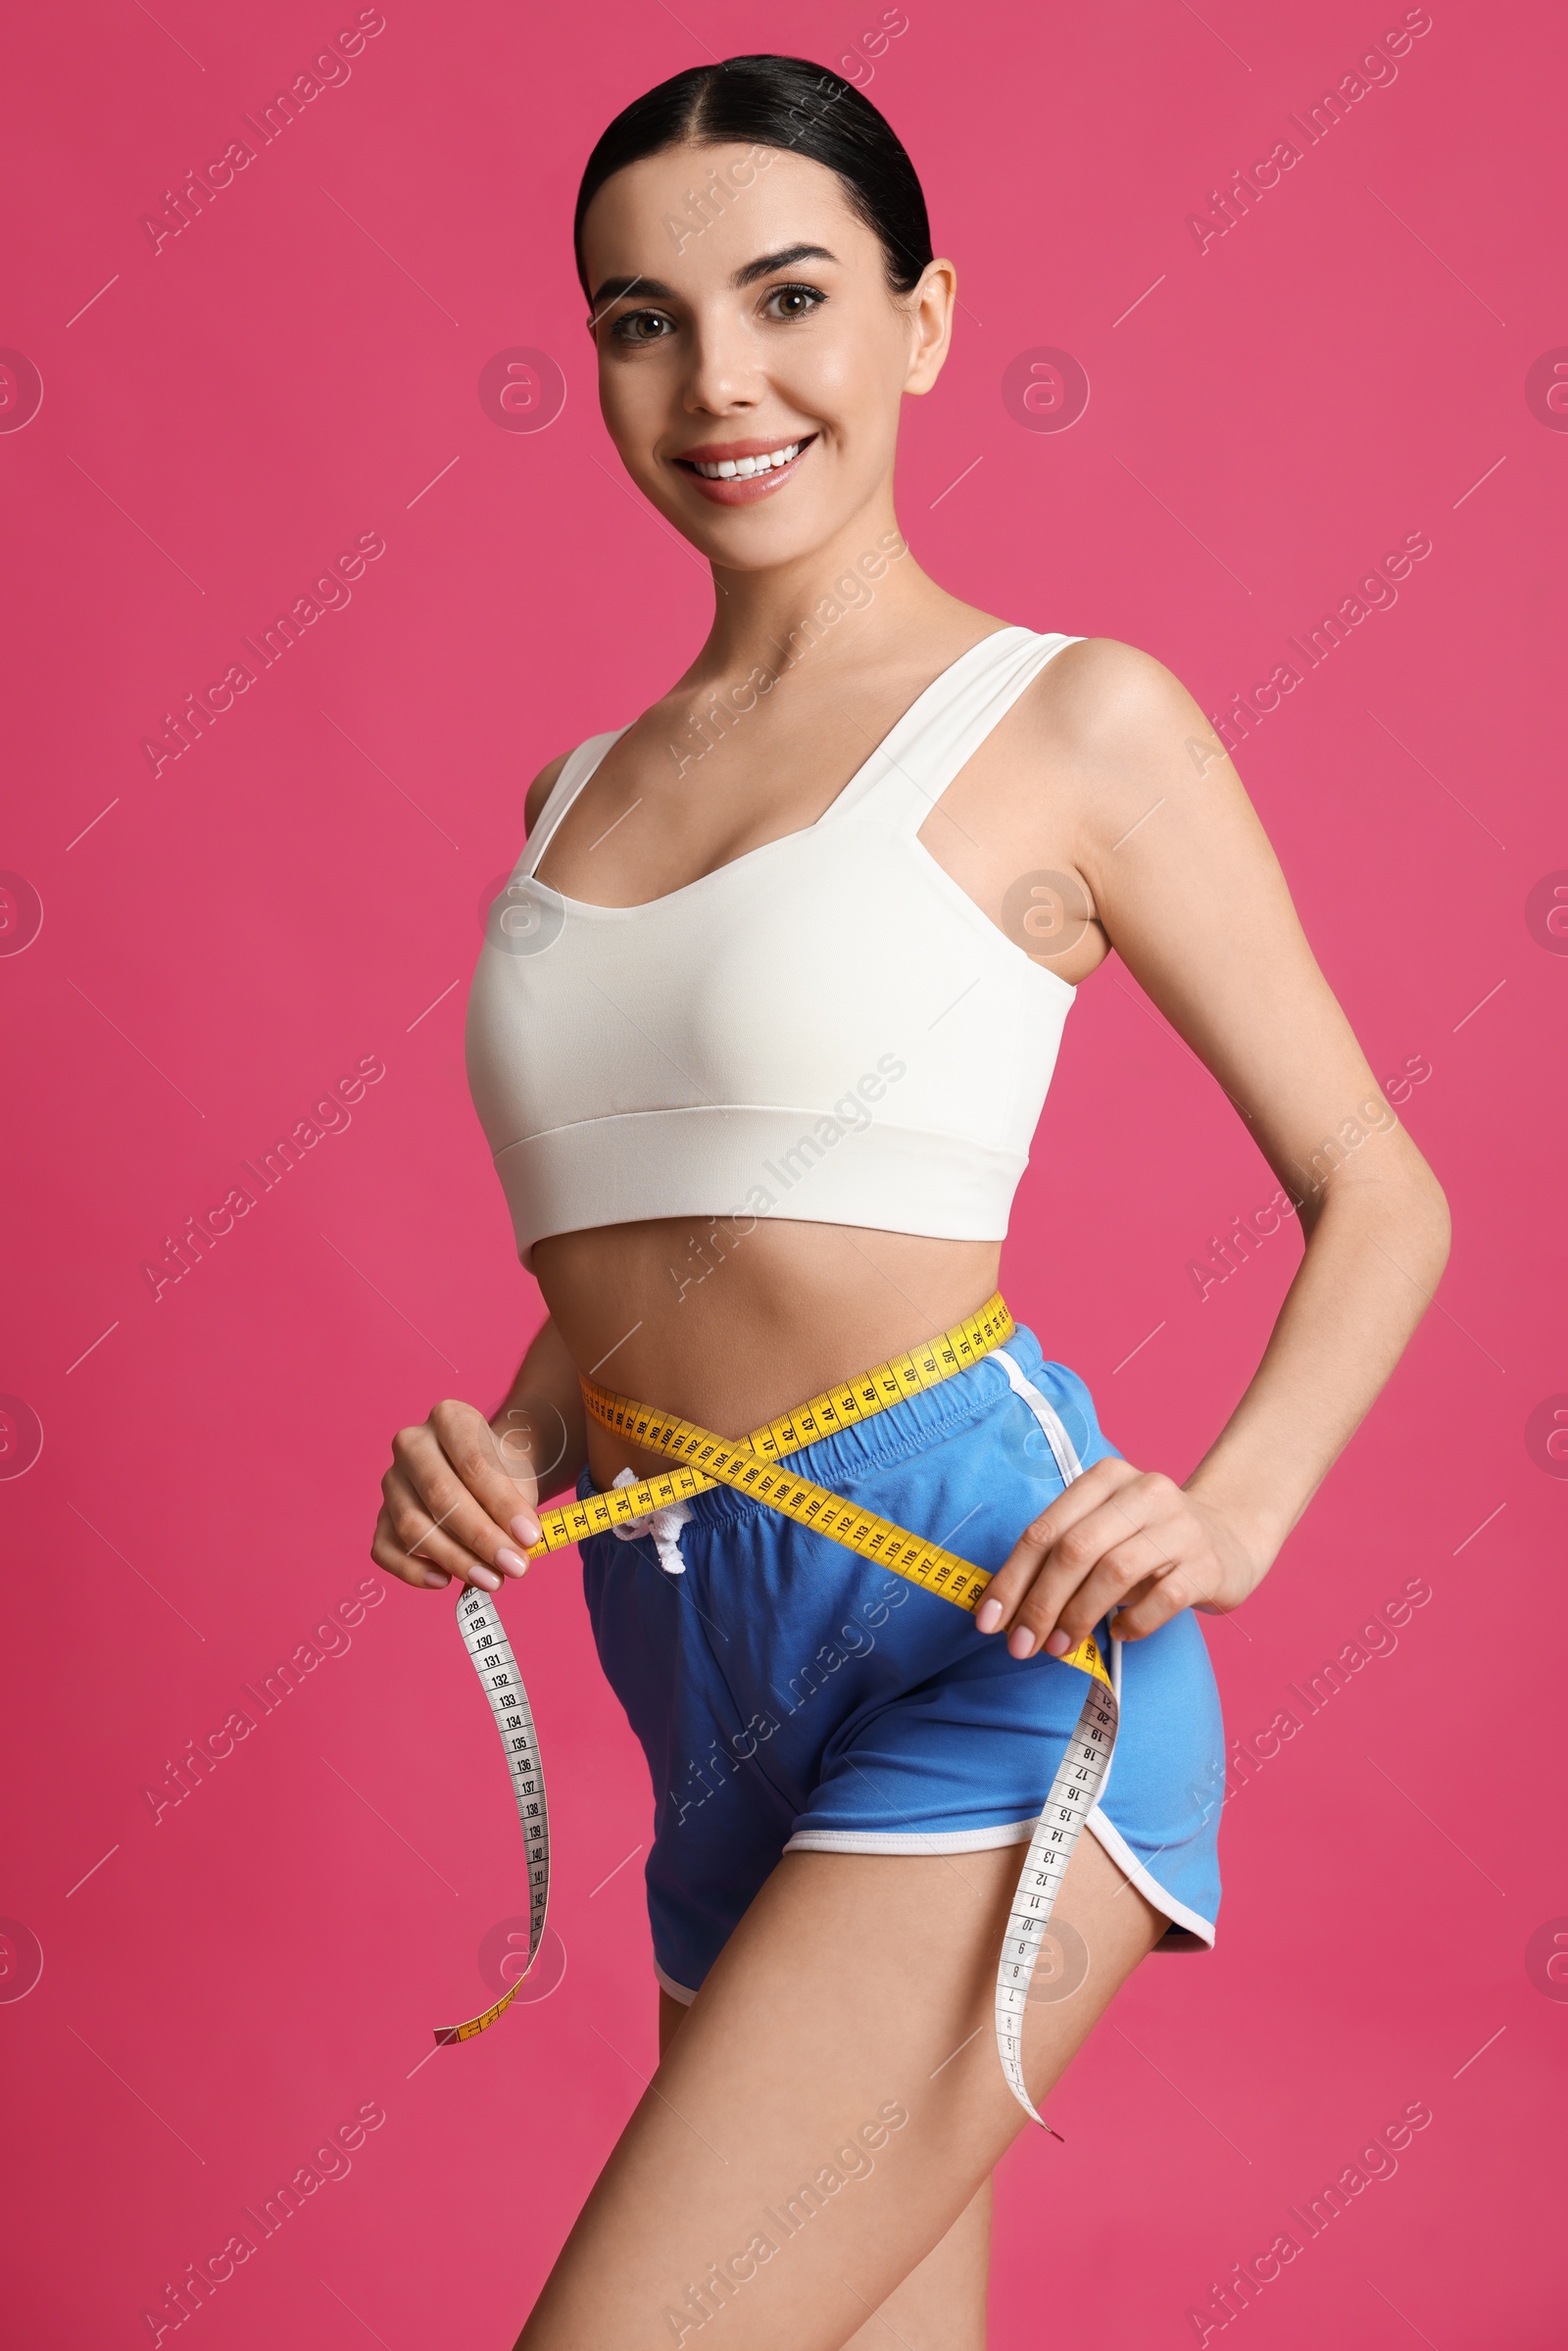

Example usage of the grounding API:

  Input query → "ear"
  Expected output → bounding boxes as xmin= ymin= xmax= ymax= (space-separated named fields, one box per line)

xmin=904 ymin=258 xmax=956 ymax=396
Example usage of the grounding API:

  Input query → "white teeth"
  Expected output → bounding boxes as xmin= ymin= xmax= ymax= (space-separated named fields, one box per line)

xmin=691 ymin=442 xmax=802 ymax=480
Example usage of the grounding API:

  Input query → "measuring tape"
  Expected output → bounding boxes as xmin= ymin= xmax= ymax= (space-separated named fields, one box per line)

xmin=436 ymin=1293 xmax=1116 ymax=2128
xmin=434 ymin=1588 xmax=551 ymax=2044
xmin=524 ymin=1290 xmax=1021 ymax=1606
xmin=994 ymin=1641 xmax=1116 ymax=2128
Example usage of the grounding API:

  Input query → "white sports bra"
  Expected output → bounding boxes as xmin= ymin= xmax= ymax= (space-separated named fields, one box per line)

xmin=466 ymin=624 xmax=1081 ymax=1267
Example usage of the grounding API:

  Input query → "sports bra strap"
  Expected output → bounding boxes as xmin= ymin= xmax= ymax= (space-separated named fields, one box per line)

xmin=521 ymin=730 xmax=625 ymax=877
xmin=518 ymin=629 xmax=1080 ymax=876
xmin=829 ymin=626 xmax=1083 ymax=839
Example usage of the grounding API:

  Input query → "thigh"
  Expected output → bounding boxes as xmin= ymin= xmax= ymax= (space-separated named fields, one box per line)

xmin=661 ymin=1993 xmax=991 ymax=2351
xmin=839 ymin=2180 xmax=992 ymax=2351
xmin=514 ymin=1831 xmax=1164 ymax=2350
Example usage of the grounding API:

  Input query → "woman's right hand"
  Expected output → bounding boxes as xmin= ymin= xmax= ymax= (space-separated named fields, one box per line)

xmin=370 ymin=1398 xmax=544 ymax=1594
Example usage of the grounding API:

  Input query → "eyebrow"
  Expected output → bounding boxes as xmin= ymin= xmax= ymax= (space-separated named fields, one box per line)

xmin=589 ymin=272 xmax=666 ymax=312
xmin=731 ymin=242 xmax=839 ymax=286
xmin=587 ymin=244 xmax=841 ymax=313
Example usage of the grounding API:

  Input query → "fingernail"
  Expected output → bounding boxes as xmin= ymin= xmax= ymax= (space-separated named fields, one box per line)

xmin=473 ymin=1568 xmax=502 ymax=1592
xmin=422 ymin=1567 xmax=451 ymax=1589
xmin=1007 ymin=1627 xmax=1036 ymax=1659
xmin=496 ymin=1546 xmax=528 ymax=1577
xmin=976 ymin=1598 xmax=1003 ymax=1634
xmin=511 ymin=1511 xmax=540 ymax=1544
xmin=1045 ymin=1629 xmax=1071 ymax=1657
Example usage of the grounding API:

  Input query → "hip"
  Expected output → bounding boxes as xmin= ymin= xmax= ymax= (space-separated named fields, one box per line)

xmin=577 ymin=1322 xmax=1221 ymax=1733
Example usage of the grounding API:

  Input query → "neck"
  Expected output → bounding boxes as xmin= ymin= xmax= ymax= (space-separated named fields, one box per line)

xmin=683 ymin=489 xmax=957 ymax=689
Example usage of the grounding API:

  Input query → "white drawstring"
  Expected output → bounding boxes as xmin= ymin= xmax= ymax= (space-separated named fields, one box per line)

xmin=609 ymin=1466 xmax=693 ymax=1575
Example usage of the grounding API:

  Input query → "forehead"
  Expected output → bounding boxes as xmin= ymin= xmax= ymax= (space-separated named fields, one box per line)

xmin=580 ymin=142 xmax=876 ymax=288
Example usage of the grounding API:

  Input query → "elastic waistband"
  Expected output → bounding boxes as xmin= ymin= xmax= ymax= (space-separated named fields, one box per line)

xmin=575 ymin=1322 xmax=1051 ymax=1538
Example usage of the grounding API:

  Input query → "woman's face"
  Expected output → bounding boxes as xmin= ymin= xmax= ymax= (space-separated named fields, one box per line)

xmin=579 ymin=142 xmax=953 ymax=570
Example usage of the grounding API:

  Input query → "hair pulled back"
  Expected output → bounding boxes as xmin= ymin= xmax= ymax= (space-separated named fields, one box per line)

xmin=573 ymin=54 xmax=933 ymax=300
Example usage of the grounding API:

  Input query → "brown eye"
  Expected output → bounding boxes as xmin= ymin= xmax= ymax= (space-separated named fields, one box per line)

xmin=764 ymin=283 xmax=826 ymax=320
xmin=612 ymin=310 xmax=673 ymax=345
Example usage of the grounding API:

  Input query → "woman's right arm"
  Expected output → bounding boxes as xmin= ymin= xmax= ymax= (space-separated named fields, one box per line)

xmin=373 ymin=751 xmax=586 ymax=1598
xmin=375 ymin=748 xmax=592 ymax=1597
xmin=369 ymin=1322 xmax=589 ymax=1597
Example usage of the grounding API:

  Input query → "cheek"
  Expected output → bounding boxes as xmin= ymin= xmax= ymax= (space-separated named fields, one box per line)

xmin=763 ymin=286 xmax=903 ymax=418
xmin=596 ymin=361 xmax=671 ymax=468
xmin=806 ymin=320 xmax=898 ymax=416
xmin=787 ymin=344 xmax=903 ymax=496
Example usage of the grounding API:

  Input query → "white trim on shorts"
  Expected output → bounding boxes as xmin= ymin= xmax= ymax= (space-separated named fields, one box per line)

xmin=780 ymin=1809 xmax=1214 ymax=1950
xmin=785 ymin=1816 xmax=1043 ymax=1855
xmin=655 ymin=1959 xmax=699 ymax=2005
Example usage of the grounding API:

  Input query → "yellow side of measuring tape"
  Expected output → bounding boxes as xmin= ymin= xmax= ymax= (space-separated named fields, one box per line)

xmin=438 ymin=1291 xmax=1114 ymax=2127
xmin=520 ymin=1289 xmax=1107 ymax=1684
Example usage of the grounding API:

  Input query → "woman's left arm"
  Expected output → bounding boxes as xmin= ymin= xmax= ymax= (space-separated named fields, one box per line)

xmin=975 ymin=641 xmax=1451 ymax=1661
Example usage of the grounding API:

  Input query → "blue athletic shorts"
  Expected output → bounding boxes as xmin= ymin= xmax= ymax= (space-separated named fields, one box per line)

xmin=580 ymin=1322 xmax=1225 ymax=2003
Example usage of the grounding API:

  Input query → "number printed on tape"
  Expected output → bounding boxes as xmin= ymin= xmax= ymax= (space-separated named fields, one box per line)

xmin=431 ymin=1587 xmax=551 ymax=2045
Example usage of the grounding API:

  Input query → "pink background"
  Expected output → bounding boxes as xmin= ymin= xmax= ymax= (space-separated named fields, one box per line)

xmin=2 ymin=2 xmax=1563 ymax=2344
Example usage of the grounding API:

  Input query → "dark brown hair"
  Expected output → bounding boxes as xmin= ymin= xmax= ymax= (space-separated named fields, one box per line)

xmin=573 ymin=55 xmax=933 ymax=298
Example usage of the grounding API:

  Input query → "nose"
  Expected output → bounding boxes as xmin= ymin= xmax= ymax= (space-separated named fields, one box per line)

xmin=682 ymin=302 xmax=765 ymax=419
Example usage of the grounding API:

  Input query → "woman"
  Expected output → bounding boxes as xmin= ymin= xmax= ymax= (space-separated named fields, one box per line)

xmin=371 ymin=55 xmax=1448 ymax=2349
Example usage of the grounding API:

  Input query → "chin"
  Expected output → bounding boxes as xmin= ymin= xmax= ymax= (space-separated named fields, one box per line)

xmin=685 ymin=510 xmax=842 ymax=569
xmin=631 ymin=486 xmax=834 ymax=569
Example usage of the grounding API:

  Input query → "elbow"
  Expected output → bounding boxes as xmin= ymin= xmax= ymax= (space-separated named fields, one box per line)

xmin=1304 ymin=1154 xmax=1450 ymax=1282
xmin=1391 ymin=1160 xmax=1451 ymax=1285
xmin=1421 ymin=1170 xmax=1452 ymax=1277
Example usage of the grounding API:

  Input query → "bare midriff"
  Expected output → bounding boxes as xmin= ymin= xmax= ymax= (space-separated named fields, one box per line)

xmin=534 ymin=1217 xmax=1003 ymax=1490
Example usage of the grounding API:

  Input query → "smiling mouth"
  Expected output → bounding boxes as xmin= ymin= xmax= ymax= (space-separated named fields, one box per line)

xmin=672 ymin=434 xmax=817 ymax=501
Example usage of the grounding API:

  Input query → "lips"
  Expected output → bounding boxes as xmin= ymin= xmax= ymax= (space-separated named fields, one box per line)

xmin=672 ymin=433 xmax=817 ymax=506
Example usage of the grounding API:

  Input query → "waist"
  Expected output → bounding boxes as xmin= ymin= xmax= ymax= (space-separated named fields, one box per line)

xmin=575 ymin=1317 xmax=1068 ymax=1544
xmin=536 ymin=1217 xmax=1003 ymax=1488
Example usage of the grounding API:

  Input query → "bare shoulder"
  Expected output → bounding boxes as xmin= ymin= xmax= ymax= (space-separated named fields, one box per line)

xmin=1019 ymin=633 xmax=1260 ymax=852
xmin=524 ymin=752 xmax=572 ymax=838
xmin=1030 ymin=634 xmax=1210 ymax=756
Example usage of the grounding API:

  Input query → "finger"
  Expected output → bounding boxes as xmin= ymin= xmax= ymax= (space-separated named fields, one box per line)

xmin=1112 ymin=1563 xmax=1205 ymax=1642
xmin=390 ymin=1422 xmax=534 ymax=1576
xmin=1102 ymin=1566 xmax=1167 ymax=1632
xmin=432 ymin=1397 xmax=549 ymax=1543
xmin=972 ymin=1458 xmax=1139 ymax=1635
xmin=1045 ymin=1524 xmax=1182 ymax=1653
xmin=1007 ymin=1465 xmax=1193 ymax=1653
xmin=370 ymin=1506 xmax=456 ymax=1592
xmin=987 ymin=1472 xmax=1177 ymax=1654
xmin=380 ymin=1465 xmax=504 ymax=1592
xmin=1002 ymin=1518 xmax=1174 ymax=1658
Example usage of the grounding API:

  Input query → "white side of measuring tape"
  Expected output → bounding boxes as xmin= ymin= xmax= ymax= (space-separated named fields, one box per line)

xmin=994 ymin=1669 xmax=1119 ymax=2127
xmin=991 ymin=1347 xmax=1120 ymax=2129
xmin=438 ymin=1586 xmax=550 ymax=2039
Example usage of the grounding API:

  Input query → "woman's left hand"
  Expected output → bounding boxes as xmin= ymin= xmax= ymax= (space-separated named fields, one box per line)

xmin=973 ymin=1459 xmax=1269 ymax=1655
